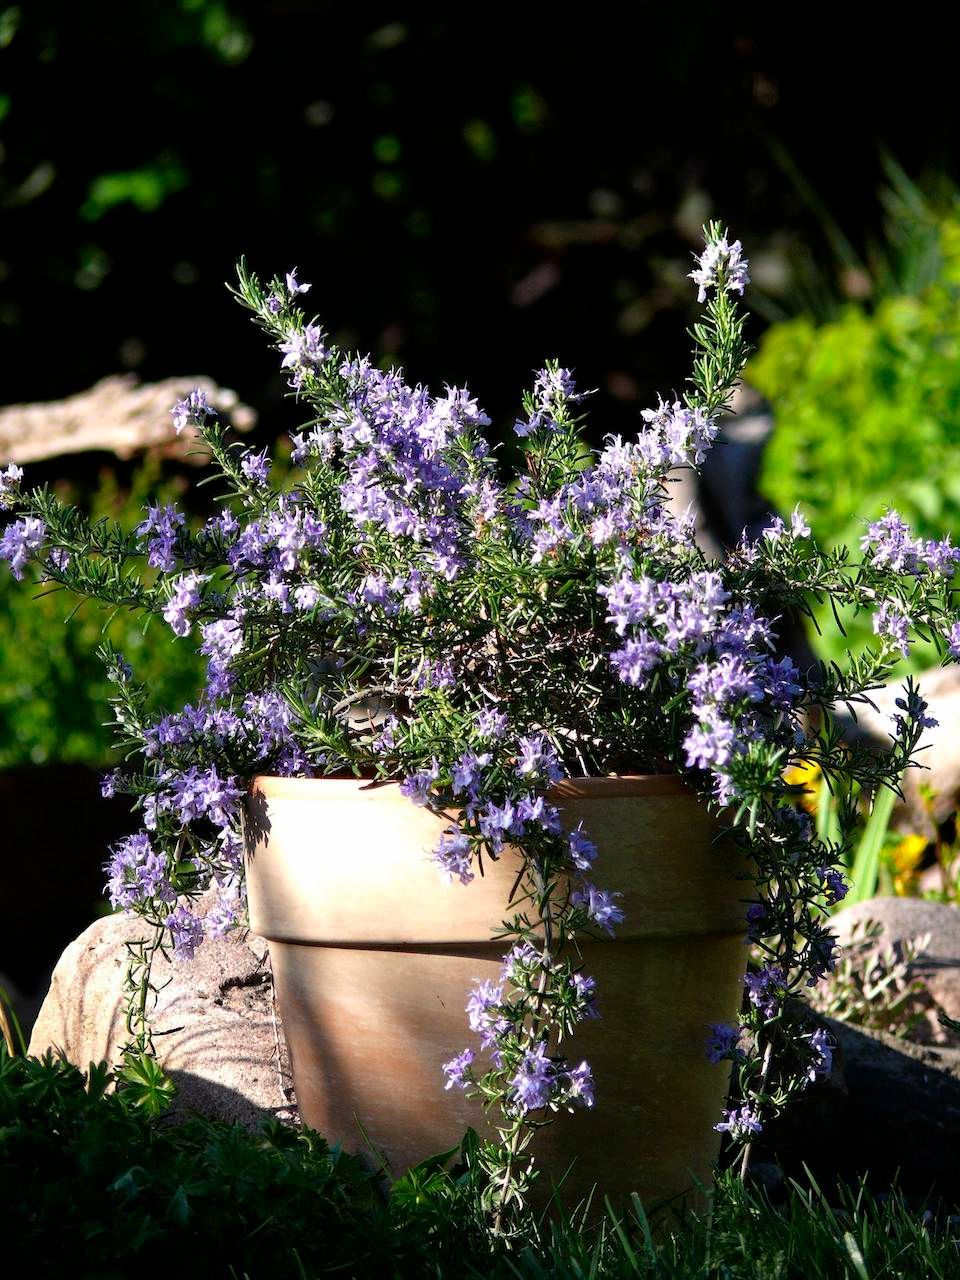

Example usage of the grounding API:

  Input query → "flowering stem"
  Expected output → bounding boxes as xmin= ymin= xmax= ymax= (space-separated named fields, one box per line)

xmin=738 ymin=1037 xmax=773 ymax=1180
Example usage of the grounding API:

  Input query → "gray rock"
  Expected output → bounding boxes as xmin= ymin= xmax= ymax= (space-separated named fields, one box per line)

xmin=0 ymin=373 xmax=255 ymax=466
xmin=27 ymin=908 xmax=297 ymax=1130
xmin=764 ymin=1017 xmax=960 ymax=1203
xmin=830 ymin=897 xmax=960 ymax=1037
xmin=842 ymin=665 xmax=960 ymax=829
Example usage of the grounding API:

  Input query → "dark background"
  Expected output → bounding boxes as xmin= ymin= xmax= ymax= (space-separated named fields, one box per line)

xmin=2 ymin=5 xmax=957 ymax=442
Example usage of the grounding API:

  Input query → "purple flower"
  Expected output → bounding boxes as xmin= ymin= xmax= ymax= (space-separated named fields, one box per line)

xmin=200 ymin=618 xmax=243 ymax=664
xmin=807 ymin=1027 xmax=833 ymax=1081
xmin=476 ymin=706 xmax=508 ymax=739
xmin=516 ymin=734 xmax=562 ymax=782
xmin=241 ymin=449 xmax=271 ymax=484
xmin=510 ymin=1042 xmax=555 ymax=1112
xmin=105 ymin=831 xmax=172 ymax=909
xmin=502 ymin=942 xmax=539 ymax=980
xmin=166 ymin=766 xmax=242 ymax=830
xmin=948 ymin=620 xmax=960 ymax=659
xmin=167 ymin=905 xmax=204 ymax=961
xmin=294 ymin=583 xmax=321 ymax=611
xmin=744 ymin=965 xmax=785 ymax=1018
xmin=400 ymin=761 xmax=440 ymax=806
xmin=689 ymin=655 xmax=763 ymax=712
xmin=100 ymin=770 xmax=120 ymax=799
xmin=279 ymin=324 xmax=327 ymax=375
xmin=452 ymin=750 xmax=491 ymax=796
xmin=515 ymin=794 xmax=559 ymax=830
xmin=434 ymin=829 xmax=474 ymax=885
xmin=689 ymin=231 xmax=750 ymax=304
xmin=466 ymin=979 xmax=508 ymax=1047
xmin=417 ymin=658 xmax=455 ymax=690
xmin=163 ymin=571 xmax=206 ymax=637
xmin=442 ymin=1047 xmax=474 ymax=1090
xmin=639 ymin=397 xmax=719 ymax=468
xmin=572 ymin=883 xmax=624 ymax=935
xmin=204 ymin=885 xmax=241 ymax=938
xmin=873 ymin=601 xmax=911 ymax=659
xmin=567 ymin=823 xmax=598 ymax=870
xmin=861 ymin=510 xmax=920 ymax=574
xmin=745 ymin=902 xmax=767 ymax=940
xmin=894 ymin=685 xmax=938 ymax=731
xmin=819 ymin=866 xmax=848 ymax=906
xmin=790 ymin=507 xmax=811 ymax=538
xmin=683 ymin=717 xmax=735 ymax=771
xmin=762 ymin=656 xmax=803 ymax=710
xmin=285 ymin=268 xmax=311 ymax=296
xmin=479 ymin=799 xmax=516 ymax=851
xmin=0 ymin=516 xmax=45 ymax=579
xmin=569 ymin=971 xmax=599 ymax=1019
xmin=705 ymin=1022 xmax=742 ymax=1064
xmin=0 ymin=461 xmax=23 ymax=508
xmin=610 ymin=635 xmax=662 ymax=687
xmin=170 ymin=388 xmax=212 ymax=434
xmin=136 ymin=504 xmax=185 ymax=572
xmin=803 ymin=930 xmax=839 ymax=985
xmin=563 ymin=1060 xmax=595 ymax=1107
xmin=920 ymin=537 xmax=960 ymax=575
xmin=714 ymin=1105 xmax=762 ymax=1138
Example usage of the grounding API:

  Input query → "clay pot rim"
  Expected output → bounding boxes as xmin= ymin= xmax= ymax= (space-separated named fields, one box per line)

xmin=250 ymin=773 xmax=690 ymax=800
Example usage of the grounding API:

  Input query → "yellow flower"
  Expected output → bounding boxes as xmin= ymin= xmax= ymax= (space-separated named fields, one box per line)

xmin=889 ymin=833 xmax=927 ymax=896
xmin=784 ymin=759 xmax=821 ymax=814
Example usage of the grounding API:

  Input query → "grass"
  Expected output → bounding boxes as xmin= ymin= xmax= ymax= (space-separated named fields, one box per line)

xmin=2 ymin=1047 xmax=957 ymax=1278
xmin=492 ymin=1172 xmax=959 ymax=1279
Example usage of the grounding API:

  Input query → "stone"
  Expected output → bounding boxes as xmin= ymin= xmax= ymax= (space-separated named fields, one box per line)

xmin=27 ymin=907 xmax=297 ymax=1130
xmin=762 ymin=1017 xmax=960 ymax=1204
xmin=841 ymin=665 xmax=960 ymax=830
xmin=829 ymin=896 xmax=960 ymax=1041
xmin=0 ymin=373 xmax=255 ymax=466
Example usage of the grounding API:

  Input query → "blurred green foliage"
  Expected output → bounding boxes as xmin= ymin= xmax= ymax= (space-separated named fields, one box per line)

xmin=749 ymin=181 xmax=960 ymax=664
xmin=0 ymin=463 xmax=205 ymax=767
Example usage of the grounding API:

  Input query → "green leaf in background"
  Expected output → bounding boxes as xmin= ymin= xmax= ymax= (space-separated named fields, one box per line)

xmin=847 ymin=782 xmax=899 ymax=905
xmin=749 ymin=175 xmax=960 ymax=671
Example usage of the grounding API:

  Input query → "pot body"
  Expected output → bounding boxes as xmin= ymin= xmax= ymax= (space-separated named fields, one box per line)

xmin=244 ymin=774 xmax=748 ymax=1210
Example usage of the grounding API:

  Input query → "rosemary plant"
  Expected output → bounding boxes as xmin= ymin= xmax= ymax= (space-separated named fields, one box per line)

xmin=1 ymin=227 xmax=956 ymax=1223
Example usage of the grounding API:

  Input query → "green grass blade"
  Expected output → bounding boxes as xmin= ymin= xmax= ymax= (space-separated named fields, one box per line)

xmin=0 ymin=983 xmax=27 ymax=1056
xmin=847 ymin=783 xmax=898 ymax=905
xmin=816 ymin=770 xmax=840 ymax=846
xmin=842 ymin=1230 xmax=870 ymax=1280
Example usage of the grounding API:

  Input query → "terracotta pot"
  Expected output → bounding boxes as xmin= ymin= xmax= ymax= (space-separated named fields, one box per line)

xmin=244 ymin=774 xmax=748 ymax=1210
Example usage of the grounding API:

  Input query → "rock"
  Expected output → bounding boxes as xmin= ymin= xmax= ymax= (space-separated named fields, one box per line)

xmin=0 ymin=373 xmax=255 ymax=466
xmin=829 ymin=897 xmax=960 ymax=1040
xmin=763 ymin=1017 xmax=960 ymax=1204
xmin=743 ymin=1160 xmax=786 ymax=1202
xmin=842 ymin=665 xmax=960 ymax=829
xmin=27 ymin=908 xmax=297 ymax=1130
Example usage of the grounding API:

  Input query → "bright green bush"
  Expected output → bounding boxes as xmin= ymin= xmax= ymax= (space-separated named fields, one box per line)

xmin=752 ymin=217 xmax=960 ymax=551
xmin=0 ymin=1048 xmax=397 ymax=1278
xmin=0 ymin=463 xmax=205 ymax=767
xmin=749 ymin=211 xmax=960 ymax=663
